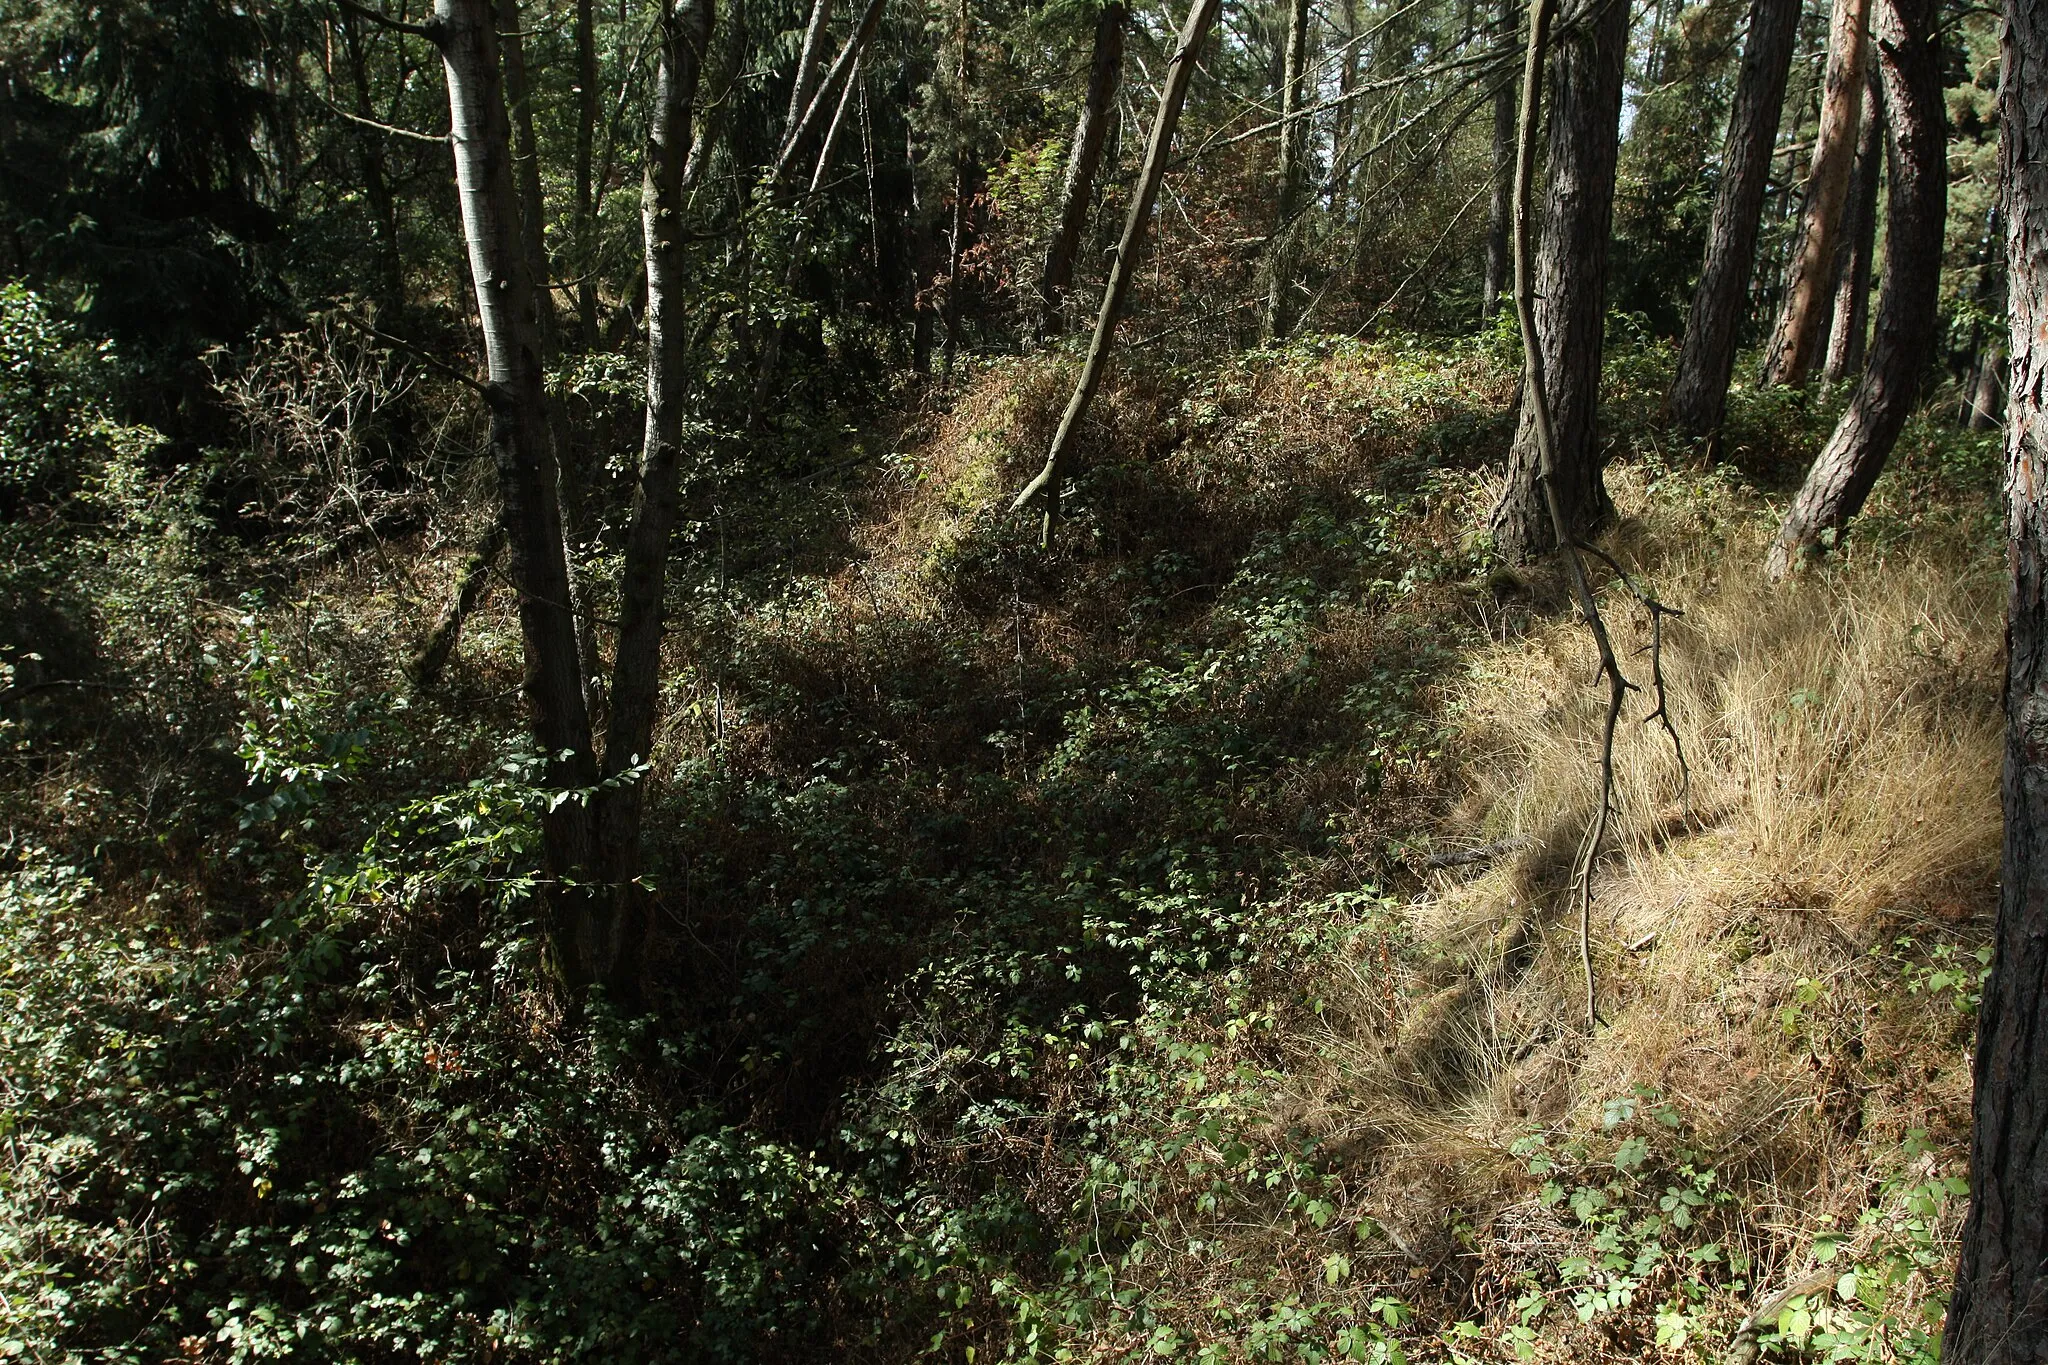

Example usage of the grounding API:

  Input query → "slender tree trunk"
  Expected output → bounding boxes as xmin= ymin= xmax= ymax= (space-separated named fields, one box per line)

xmin=1488 ymin=0 xmax=1630 ymax=564
xmin=1764 ymin=0 xmax=1944 ymax=576
xmin=1010 ymin=0 xmax=1222 ymax=533
xmin=943 ymin=0 xmax=971 ymax=375
xmin=339 ymin=11 xmax=407 ymax=311
xmin=1822 ymin=66 xmax=1883 ymax=386
xmin=1762 ymin=0 xmax=1870 ymax=385
xmin=1330 ymin=0 xmax=1361 ymax=215
xmin=430 ymin=0 xmax=600 ymax=980
xmin=574 ymin=0 xmax=600 ymax=345
xmin=1667 ymin=0 xmax=1801 ymax=439
xmin=595 ymin=0 xmax=713 ymax=1000
xmin=685 ymin=0 xmax=746 ymax=189
xmin=1942 ymin=0 xmax=2048 ymax=1351
xmin=785 ymin=0 xmax=836 ymax=144
xmin=1968 ymin=338 xmax=2006 ymax=430
xmin=409 ymin=522 xmax=506 ymax=688
xmin=1262 ymin=0 xmax=1313 ymax=341
xmin=498 ymin=0 xmax=559 ymax=354
xmin=766 ymin=0 xmax=886 ymax=194
xmin=1481 ymin=0 xmax=1518 ymax=321
xmin=1037 ymin=1 xmax=1127 ymax=342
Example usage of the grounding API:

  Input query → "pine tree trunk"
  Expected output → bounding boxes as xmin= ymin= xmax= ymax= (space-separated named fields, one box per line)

xmin=1481 ymin=0 xmax=1518 ymax=321
xmin=1488 ymin=0 xmax=1629 ymax=564
xmin=1822 ymin=67 xmax=1883 ymax=386
xmin=1762 ymin=0 xmax=1870 ymax=386
xmin=1667 ymin=0 xmax=1801 ymax=439
xmin=1764 ymin=0 xmax=1944 ymax=577
xmin=430 ymin=0 xmax=601 ymax=981
xmin=1262 ymin=0 xmax=1313 ymax=341
xmin=1037 ymin=2 xmax=1126 ymax=342
xmin=1010 ymin=0 xmax=1223 ymax=528
xmin=1942 ymin=0 xmax=2048 ymax=1352
xmin=594 ymin=0 xmax=713 ymax=1002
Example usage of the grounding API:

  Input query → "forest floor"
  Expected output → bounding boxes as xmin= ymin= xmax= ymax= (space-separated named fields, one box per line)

xmin=1 ymin=333 xmax=2007 ymax=1363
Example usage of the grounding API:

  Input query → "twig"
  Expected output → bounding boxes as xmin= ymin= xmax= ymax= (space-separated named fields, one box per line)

xmin=1573 ymin=541 xmax=1692 ymax=796
xmin=327 ymin=312 xmax=489 ymax=395
xmin=334 ymin=0 xmax=435 ymax=39
xmin=1508 ymin=0 xmax=1626 ymax=1032
xmin=318 ymin=93 xmax=449 ymax=144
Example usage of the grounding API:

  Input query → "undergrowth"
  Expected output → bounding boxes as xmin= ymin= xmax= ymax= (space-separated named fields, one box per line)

xmin=0 ymin=296 xmax=2005 ymax=1363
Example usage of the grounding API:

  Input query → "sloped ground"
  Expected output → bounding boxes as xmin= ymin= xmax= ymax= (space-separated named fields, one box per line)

xmin=0 ymin=333 xmax=2003 ymax=1363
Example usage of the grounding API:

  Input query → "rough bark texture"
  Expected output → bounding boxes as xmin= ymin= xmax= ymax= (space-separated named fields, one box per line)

xmin=1666 ymin=0 xmax=1800 ymax=439
xmin=1261 ymin=0 xmax=1313 ymax=341
xmin=1010 ymin=0 xmax=1222 ymax=528
xmin=1481 ymin=0 xmax=1517 ymax=321
xmin=1968 ymin=338 xmax=2006 ymax=430
xmin=1943 ymin=0 xmax=2048 ymax=1347
xmin=1761 ymin=0 xmax=1869 ymax=386
xmin=1489 ymin=0 xmax=1629 ymax=564
xmin=431 ymin=0 xmax=600 ymax=981
xmin=1822 ymin=68 xmax=1883 ymax=386
xmin=1037 ymin=2 xmax=1126 ymax=341
xmin=1764 ymin=0 xmax=1943 ymax=577
xmin=594 ymin=0 xmax=713 ymax=998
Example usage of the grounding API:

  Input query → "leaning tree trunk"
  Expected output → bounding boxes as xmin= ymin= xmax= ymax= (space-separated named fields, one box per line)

xmin=1261 ymin=0 xmax=1313 ymax=341
xmin=1764 ymin=0 xmax=1944 ymax=577
xmin=594 ymin=0 xmax=713 ymax=1003
xmin=1942 ymin=0 xmax=2048 ymax=1352
xmin=1761 ymin=0 xmax=1870 ymax=386
xmin=1010 ymin=0 xmax=1223 ymax=536
xmin=1488 ymin=0 xmax=1630 ymax=564
xmin=430 ymin=0 xmax=601 ymax=981
xmin=1037 ymin=1 xmax=1127 ymax=342
xmin=1822 ymin=67 xmax=1883 ymax=386
xmin=1481 ymin=0 xmax=1518 ymax=321
xmin=1666 ymin=0 xmax=1801 ymax=439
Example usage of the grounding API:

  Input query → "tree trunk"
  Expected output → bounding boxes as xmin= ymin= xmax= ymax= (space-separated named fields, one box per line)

xmin=594 ymin=0 xmax=713 ymax=1001
xmin=574 ymin=0 xmax=600 ymax=346
xmin=338 ymin=10 xmax=407 ymax=312
xmin=1488 ymin=0 xmax=1629 ymax=564
xmin=1764 ymin=0 xmax=1944 ymax=577
xmin=409 ymin=522 xmax=506 ymax=688
xmin=430 ymin=0 xmax=600 ymax=982
xmin=1967 ymin=337 xmax=2006 ymax=430
xmin=1010 ymin=0 xmax=1223 ymax=533
xmin=498 ymin=0 xmax=559 ymax=355
xmin=1761 ymin=0 xmax=1870 ymax=386
xmin=1481 ymin=0 xmax=1517 ymax=320
xmin=1822 ymin=66 xmax=1883 ymax=386
xmin=1942 ymin=0 xmax=2048 ymax=1351
xmin=943 ymin=0 xmax=971 ymax=375
xmin=1261 ymin=0 xmax=1313 ymax=341
xmin=1666 ymin=0 xmax=1801 ymax=439
xmin=785 ymin=0 xmax=836 ymax=148
xmin=1037 ymin=1 xmax=1126 ymax=342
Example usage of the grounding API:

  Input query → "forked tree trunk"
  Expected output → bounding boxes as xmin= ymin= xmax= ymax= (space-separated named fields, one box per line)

xmin=1261 ymin=0 xmax=1313 ymax=341
xmin=1666 ymin=0 xmax=1800 ymax=439
xmin=1942 ymin=0 xmax=2048 ymax=1352
xmin=1761 ymin=0 xmax=1870 ymax=386
xmin=1038 ymin=1 xmax=1127 ymax=342
xmin=595 ymin=0 xmax=714 ymax=997
xmin=1822 ymin=68 xmax=1883 ymax=386
xmin=1488 ymin=0 xmax=1629 ymax=564
xmin=1764 ymin=0 xmax=1944 ymax=577
xmin=1010 ymin=0 xmax=1223 ymax=534
xmin=1481 ymin=0 xmax=1517 ymax=321
xmin=429 ymin=0 xmax=601 ymax=978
